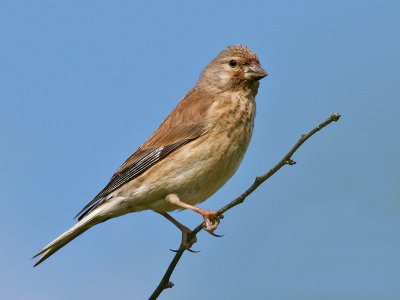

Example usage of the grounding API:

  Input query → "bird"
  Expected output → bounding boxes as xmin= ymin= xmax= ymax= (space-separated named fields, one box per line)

xmin=33 ymin=45 xmax=267 ymax=267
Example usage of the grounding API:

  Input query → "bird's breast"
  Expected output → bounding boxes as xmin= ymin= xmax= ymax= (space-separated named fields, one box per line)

xmin=205 ymin=92 xmax=256 ymax=183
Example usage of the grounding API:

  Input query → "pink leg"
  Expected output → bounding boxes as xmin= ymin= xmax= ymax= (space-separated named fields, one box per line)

xmin=165 ymin=194 xmax=224 ymax=234
xmin=158 ymin=212 xmax=197 ymax=250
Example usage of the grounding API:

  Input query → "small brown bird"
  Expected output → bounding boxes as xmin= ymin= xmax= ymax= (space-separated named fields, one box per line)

xmin=33 ymin=45 xmax=267 ymax=266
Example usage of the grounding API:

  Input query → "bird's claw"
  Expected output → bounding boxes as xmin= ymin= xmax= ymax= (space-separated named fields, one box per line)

xmin=169 ymin=247 xmax=200 ymax=253
xmin=202 ymin=211 xmax=224 ymax=235
xmin=169 ymin=227 xmax=198 ymax=253
xmin=169 ymin=229 xmax=200 ymax=253
xmin=210 ymin=232 xmax=224 ymax=238
xmin=170 ymin=231 xmax=199 ymax=253
xmin=187 ymin=248 xmax=200 ymax=253
xmin=168 ymin=211 xmax=224 ymax=252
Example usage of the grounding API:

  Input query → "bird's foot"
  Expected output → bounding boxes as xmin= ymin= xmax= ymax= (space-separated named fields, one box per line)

xmin=181 ymin=227 xmax=198 ymax=250
xmin=202 ymin=211 xmax=224 ymax=236
xmin=170 ymin=226 xmax=198 ymax=253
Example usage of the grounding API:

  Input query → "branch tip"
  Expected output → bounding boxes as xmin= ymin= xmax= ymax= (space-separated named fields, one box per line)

xmin=331 ymin=112 xmax=341 ymax=121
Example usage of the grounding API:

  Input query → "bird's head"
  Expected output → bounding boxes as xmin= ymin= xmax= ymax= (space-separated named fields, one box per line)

xmin=197 ymin=45 xmax=267 ymax=95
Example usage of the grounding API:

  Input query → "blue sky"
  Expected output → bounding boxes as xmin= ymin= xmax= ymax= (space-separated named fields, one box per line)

xmin=1 ymin=1 xmax=399 ymax=299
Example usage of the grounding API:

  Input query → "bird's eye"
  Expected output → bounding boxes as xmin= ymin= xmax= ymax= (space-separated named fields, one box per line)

xmin=229 ymin=60 xmax=237 ymax=67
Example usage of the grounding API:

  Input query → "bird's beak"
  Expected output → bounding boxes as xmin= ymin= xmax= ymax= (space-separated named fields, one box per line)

xmin=245 ymin=65 xmax=268 ymax=80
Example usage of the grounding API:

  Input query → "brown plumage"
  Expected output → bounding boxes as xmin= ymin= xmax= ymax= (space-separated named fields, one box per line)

xmin=34 ymin=45 xmax=267 ymax=266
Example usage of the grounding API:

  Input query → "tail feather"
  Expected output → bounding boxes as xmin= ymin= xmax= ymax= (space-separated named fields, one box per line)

xmin=33 ymin=209 xmax=103 ymax=267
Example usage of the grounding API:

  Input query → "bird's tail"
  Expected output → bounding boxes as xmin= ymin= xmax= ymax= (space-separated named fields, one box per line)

xmin=33 ymin=208 xmax=104 ymax=267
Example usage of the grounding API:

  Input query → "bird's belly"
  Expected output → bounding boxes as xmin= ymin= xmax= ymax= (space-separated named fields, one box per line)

xmin=146 ymin=126 xmax=252 ymax=212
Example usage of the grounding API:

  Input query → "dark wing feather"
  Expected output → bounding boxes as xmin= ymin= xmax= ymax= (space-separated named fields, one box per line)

xmin=75 ymin=88 xmax=214 ymax=221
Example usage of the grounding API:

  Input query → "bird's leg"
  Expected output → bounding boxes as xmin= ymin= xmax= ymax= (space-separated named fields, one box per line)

xmin=158 ymin=212 xmax=197 ymax=251
xmin=165 ymin=194 xmax=224 ymax=235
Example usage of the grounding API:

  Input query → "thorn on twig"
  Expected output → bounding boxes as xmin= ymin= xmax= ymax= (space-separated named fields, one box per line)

xmin=166 ymin=281 xmax=174 ymax=289
xmin=286 ymin=159 xmax=296 ymax=165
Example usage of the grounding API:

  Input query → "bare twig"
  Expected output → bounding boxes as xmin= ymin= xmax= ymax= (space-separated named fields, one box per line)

xmin=149 ymin=113 xmax=341 ymax=299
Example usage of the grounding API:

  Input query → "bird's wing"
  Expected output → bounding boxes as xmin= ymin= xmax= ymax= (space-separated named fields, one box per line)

xmin=75 ymin=88 xmax=214 ymax=220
